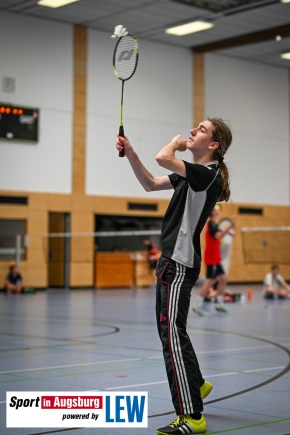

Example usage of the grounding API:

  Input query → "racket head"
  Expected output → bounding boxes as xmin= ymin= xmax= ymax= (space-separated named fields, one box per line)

xmin=113 ymin=34 xmax=139 ymax=81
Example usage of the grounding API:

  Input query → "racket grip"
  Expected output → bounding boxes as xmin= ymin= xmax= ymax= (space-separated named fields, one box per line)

xmin=119 ymin=126 xmax=125 ymax=157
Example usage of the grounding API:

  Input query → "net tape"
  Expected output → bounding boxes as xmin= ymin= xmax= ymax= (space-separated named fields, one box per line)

xmin=45 ymin=230 xmax=161 ymax=238
xmin=241 ymin=226 xmax=290 ymax=232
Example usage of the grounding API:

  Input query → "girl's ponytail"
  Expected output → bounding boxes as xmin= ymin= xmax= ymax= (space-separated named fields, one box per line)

xmin=208 ymin=117 xmax=232 ymax=202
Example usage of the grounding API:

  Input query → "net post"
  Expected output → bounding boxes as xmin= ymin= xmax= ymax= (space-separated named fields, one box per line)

xmin=15 ymin=234 xmax=21 ymax=267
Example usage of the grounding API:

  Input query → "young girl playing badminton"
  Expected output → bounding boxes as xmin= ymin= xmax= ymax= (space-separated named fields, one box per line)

xmin=116 ymin=117 xmax=232 ymax=435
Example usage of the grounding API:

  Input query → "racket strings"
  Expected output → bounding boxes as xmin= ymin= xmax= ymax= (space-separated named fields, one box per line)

xmin=114 ymin=36 xmax=138 ymax=80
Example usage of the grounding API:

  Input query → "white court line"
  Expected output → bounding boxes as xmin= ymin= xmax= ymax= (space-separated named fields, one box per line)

xmin=105 ymin=372 xmax=238 ymax=390
xmin=0 ymin=357 xmax=141 ymax=375
xmin=0 ymin=366 xmax=285 ymax=405
xmin=105 ymin=367 xmax=285 ymax=390
xmin=0 ymin=342 xmax=286 ymax=375
xmin=190 ymin=344 xmax=276 ymax=355
xmin=243 ymin=366 xmax=285 ymax=373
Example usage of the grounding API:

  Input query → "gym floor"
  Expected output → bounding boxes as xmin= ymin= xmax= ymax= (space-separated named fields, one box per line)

xmin=0 ymin=284 xmax=289 ymax=435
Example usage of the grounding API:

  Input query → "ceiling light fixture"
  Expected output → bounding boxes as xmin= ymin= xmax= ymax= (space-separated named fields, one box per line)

xmin=37 ymin=0 xmax=79 ymax=8
xmin=281 ymin=52 xmax=290 ymax=60
xmin=281 ymin=0 xmax=290 ymax=3
xmin=165 ymin=21 xmax=214 ymax=36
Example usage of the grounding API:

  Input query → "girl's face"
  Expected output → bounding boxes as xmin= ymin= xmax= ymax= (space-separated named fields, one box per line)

xmin=187 ymin=120 xmax=217 ymax=153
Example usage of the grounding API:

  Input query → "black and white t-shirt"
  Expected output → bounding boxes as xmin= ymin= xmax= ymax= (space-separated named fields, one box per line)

xmin=161 ymin=160 xmax=221 ymax=269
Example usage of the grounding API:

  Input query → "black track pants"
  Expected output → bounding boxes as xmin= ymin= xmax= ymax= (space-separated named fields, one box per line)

xmin=156 ymin=255 xmax=204 ymax=415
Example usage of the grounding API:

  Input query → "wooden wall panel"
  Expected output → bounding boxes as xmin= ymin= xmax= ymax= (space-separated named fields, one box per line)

xmin=48 ymin=212 xmax=65 ymax=287
xmin=91 ymin=196 xmax=169 ymax=216
xmin=194 ymin=52 xmax=204 ymax=125
xmin=72 ymin=25 xmax=87 ymax=196
xmin=70 ymin=263 xmax=94 ymax=287
xmin=29 ymin=193 xmax=48 ymax=210
xmin=1 ymin=190 xmax=290 ymax=288
xmin=47 ymin=194 xmax=71 ymax=211
xmin=70 ymin=211 xmax=94 ymax=286
xmin=0 ymin=206 xmax=28 ymax=219
xmin=95 ymin=253 xmax=134 ymax=288
xmin=135 ymin=252 xmax=158 ymax=287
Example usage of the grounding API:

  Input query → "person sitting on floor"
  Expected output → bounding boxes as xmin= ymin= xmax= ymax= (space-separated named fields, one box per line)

xmin=4 ymin=265 xmax=24 ymax=293
xmin=263 ymin=265 xmax=290 ymax=299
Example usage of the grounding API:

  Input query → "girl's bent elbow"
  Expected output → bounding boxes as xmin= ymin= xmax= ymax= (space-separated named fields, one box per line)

xmin=155 ymin=155 xmax=166 ymax=166
xmin=144 ymin=181 xmax=158 ymax=192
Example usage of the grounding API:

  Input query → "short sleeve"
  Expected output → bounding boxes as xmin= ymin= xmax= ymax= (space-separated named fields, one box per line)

xmin=208 ymin=221 xmax=219 ymax=237
xmin=168 ymin=173 xmax=183 ymax=189
xmin=183 ymin=161 xmax=219 ymax=191
xmin=277 ymin=274 xmax=285 ymax=285
xmin=264 ymin=273 xmax=272 ymax=286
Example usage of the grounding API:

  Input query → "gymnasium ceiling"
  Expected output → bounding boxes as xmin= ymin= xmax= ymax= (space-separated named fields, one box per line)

xmin=1 ymin=0 xmax=290 ymax=68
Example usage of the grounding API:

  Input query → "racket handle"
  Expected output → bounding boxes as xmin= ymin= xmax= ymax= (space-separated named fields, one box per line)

xmin=119 ymin=126 xmax=125 ymax=157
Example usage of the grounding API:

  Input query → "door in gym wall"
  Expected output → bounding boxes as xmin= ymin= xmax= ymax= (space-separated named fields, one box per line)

xmin=48 ymin=212 xmax=70 ymax=288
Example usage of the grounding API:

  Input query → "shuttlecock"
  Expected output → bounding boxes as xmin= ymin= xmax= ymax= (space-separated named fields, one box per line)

xmin=111 ymin=25 xmax=128 ymax=38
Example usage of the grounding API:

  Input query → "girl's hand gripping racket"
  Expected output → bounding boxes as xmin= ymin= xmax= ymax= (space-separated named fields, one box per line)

xmin=112 ymin=26 xmax=139 ymax=157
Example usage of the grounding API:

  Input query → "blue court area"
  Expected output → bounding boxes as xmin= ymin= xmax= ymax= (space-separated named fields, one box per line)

xmin=0 ymin=284 xmax=289 ymax=435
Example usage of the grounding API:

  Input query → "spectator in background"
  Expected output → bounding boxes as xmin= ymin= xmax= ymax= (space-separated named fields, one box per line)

xmin=142 ymin=237 xmax=160 ymax=285
xmin=263 ymin=265 xmax=290 ymax=299
xmin=4 ymin=265 xmax=24 ymax=293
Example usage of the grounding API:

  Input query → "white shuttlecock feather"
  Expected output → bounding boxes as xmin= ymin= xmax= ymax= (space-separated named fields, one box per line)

xmin=111 ymin=25 xmax=128 ymax=38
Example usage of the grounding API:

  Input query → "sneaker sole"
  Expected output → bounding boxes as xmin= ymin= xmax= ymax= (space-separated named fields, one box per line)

xmin=157 ymin=416 xmax=206 ymax=434
xmin=157 ymin=429 xmax=206 ymax=435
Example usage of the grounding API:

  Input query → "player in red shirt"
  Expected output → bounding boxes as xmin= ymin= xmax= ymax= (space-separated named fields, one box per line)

xmin=192 ymin=206 xmax=235 ymax=315
xmin=143 ymin=237 xmax=160 ymax=285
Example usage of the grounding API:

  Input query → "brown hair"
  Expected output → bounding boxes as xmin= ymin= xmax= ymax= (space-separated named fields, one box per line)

xmin=208 ymin=117 xmax=232 ymax=202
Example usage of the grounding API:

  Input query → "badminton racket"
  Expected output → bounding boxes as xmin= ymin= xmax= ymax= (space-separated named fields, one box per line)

xmin=112 ymin=30 xmax=139 ymax=157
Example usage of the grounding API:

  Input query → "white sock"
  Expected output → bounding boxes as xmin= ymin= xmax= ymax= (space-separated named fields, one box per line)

xmin=217 ymin=295 xmax=224 ymax=305
xmin=195 ymin=295 xmax=204 ymax=308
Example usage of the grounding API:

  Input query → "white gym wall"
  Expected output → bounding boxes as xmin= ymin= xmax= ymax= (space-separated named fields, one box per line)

xmin=0 ymin=11 xmax=73 ymax=193
xmin=0 ymin=11 xmax=289 ymax=205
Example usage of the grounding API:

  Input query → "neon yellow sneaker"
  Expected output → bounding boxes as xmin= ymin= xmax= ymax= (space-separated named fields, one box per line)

xmin=156 ymin=414 xmax=206 ymax=434
xmin=200 ymin=380 xmax=213 ymax=400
